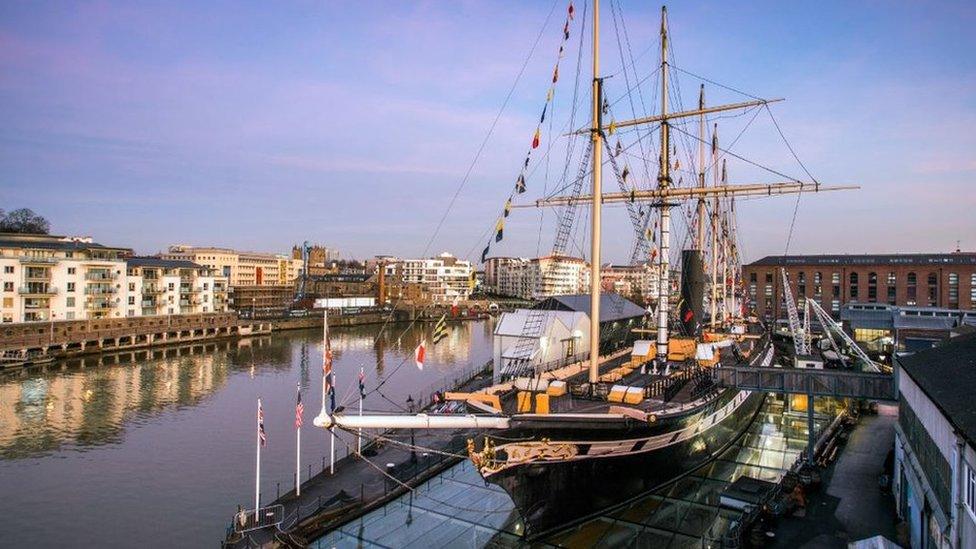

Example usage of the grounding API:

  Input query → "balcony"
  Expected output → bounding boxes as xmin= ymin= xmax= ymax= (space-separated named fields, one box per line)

xmin=24 ymin=271 xmax=53 ymax=281
xmin=19 ymin=256 xmax=58 ymax=265
xmin=142 ymin=286 xmax=164 ymax=295
xmin=86 ymin=300 xmax=114 ymax=310
xmin=18 ymin=286 xmax=58 ymax=296
xmin=85 ymin=272 xmax=118 ymax=281
xmin=84 ymin=286 xmax=117 ymax=295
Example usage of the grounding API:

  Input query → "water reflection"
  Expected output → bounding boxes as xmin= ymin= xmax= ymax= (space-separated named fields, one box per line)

xmin=0 ymin=319 xmax=495 ymax=548
xmin=0 ymin=318 xmax=494 ymax=461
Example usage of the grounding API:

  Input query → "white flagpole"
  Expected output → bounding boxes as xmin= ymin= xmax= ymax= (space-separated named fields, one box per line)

xmin=255 ymin=397 xmax=261 ymax=513
xmin=296 ymin=384 xmax=301 ymax=497
xmin=358 ymin=367 xmax=363 ymax=455
xmin=321 ymin=310 xmax=328 ymax=413
xmin=330 ymin=371 xmax=336 ymax=475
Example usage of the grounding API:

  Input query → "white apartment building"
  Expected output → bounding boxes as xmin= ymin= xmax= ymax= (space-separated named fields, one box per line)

xmin=125 ymin=257 xmax=228 ymax=317
xmin=603 ymin=263 xmax=659 ymax=304
xmin=383 ymin=252 xmax=473 ymax=304
xmin=484 ymin=255 xmax=590 ymax=300
xmin=163 ymin=245 xmax=302 ymax=287
xmin=0 ymin=234 xmax=228 ymax=323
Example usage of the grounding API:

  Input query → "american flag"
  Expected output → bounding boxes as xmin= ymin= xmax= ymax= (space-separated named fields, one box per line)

xmin=258 ymin=399 xmax=266 ymax=447
xmin=295 ymin=386 xmax=304 ymax=429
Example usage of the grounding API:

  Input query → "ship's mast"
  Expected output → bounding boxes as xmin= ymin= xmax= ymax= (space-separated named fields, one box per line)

xmin=695 ymin=84 xmax=706 ymax=251
xmin=655 ymin=5 xmax=672 ymax=363
xmin=588 ymin=0 xmax=602 ymax=383
xmin=709 ymin=124 xmax=719 ymax=328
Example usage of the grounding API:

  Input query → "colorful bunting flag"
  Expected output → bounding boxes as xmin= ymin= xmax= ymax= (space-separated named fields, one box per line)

xmin=563 ymin=22 xmax=569 ymax=40
xmin=504 ymin=199 xmax=512 ymax=217
xmin=516 ymin=174 xmax=526 ymax=194
xmin=552 ymin=65 xmax=559 ymax=83
xmin=495 ymin=218 xmax=504 ymax=242
xmin=432 ymin=314 xmax=449 ymax=344
xmin=615 ymin=140 xmax=622 ymax=157
xmin=568 ymin=3 xmax=574 ymax=20
xmin=622 ymin=165 xmax=630 ymax=182
xmin=608 ymin=120 xmax=617 ymax=135
xmin=540 ymin=103 xmax=547 ymax=123
xmin=532 ymin=128 xmax=541 ymax=149
xmin=481 ymin=244 xmax=490 ymax=263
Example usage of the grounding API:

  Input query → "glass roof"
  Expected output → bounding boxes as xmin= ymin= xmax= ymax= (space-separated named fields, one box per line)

xmin=312 ymin=396 xmax=842 ymax=548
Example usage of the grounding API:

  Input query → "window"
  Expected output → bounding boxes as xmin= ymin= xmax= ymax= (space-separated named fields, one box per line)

xmin=65 ymin=311 xmax=75 ymax=320
xmin=972 ymin=274 xmax=976 ymax=304
xmin=128 ymin=309 xmax=135 ymax=317
xmin=868 ymin=272 xmax=878 ymax=301
xmin=67 ymin=282 xmax=75 ymax=292
xmin=68 ymin=267 xmax=76 ymax=275
xmin=765 ymin=273 xmax=773 ymax=283
xmin=2 ymin=297 xmax=11 ymax=308
xmin=2 ymin=282 xmax=11 ymax=292
xmin=168 ymin=307 xmax=174 ymax=315
xmin=928 ymin=272 xmax=938 ymax=286
xmin=966 ymin=464 xmax=976 ymax=519
xmin=128 ymin=296 xmax=135 ymax=305
xmin=798 ymin=272 xmax=806 ymax=283
xmin=765 ymin=284 xmax=772 ymax=296
xmin=749 ymin=272 xmax=757 ymax=283
xmin=66 ymin=297 xmax=75 ymax=307
xmin=832 ymin=272 xmax=840 ymax=284
xmin=849 ymin=272 xmax=859 ymax=300
xmin=887 ymin=272 xmax=896 ymax=285
xmin=948 ymin=273 xmax=959 ymax=307
xmin=814 ymin=272 xmax=822 ymax=284
xmin=66 ymin=252 xmax=73 ymax=258
xmin=832 ymin=299 xmax=840 ymax=313
xmin=129 ymin=283 xmax=136 ymax=291
xmin=168 ymin=282 xmax=175 ymax=290
xmin=3 ymin=266 xmax=12 ymax=274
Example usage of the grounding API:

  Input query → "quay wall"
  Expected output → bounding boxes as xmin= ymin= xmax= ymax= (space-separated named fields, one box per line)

xmin=0 ymin=312 xmax=271 ymax=362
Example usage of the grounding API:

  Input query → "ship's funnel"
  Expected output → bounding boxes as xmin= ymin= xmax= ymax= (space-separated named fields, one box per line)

xmin=679 ymin=249 xmax=705 ymax=335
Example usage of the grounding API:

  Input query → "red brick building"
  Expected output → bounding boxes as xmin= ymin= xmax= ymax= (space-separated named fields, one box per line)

xmin=742 ymin=253 xmax=976 ymax=320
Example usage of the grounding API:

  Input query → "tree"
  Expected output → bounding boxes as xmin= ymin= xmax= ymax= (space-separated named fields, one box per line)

xmin=0 ymin=208 xmax=51 ymax=234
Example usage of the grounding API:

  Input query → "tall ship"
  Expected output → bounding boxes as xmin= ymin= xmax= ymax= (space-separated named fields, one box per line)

xmin=315 ymin=1 xmax=855 ymax=538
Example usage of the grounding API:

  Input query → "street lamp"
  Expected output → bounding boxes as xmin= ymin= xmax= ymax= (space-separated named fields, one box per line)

xmin=406 ymin=394 xmax=416 ymax=463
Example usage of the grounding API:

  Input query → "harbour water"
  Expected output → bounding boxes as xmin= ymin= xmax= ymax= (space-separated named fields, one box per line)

xmin=0 ymin=319 xmax=495 ymax=548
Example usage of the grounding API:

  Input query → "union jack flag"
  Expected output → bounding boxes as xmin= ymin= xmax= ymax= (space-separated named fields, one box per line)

xmin=358 ymin=367 xmax=366 ymax=399
xmin=258 ymin=399 xmax=266 ymax=447
xmin=295 ymin=386 xmax=303 ymax=429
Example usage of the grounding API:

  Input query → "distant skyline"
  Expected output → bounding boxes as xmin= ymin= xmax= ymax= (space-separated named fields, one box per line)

xmin=2 ymin=1 xmax=974 ymax=263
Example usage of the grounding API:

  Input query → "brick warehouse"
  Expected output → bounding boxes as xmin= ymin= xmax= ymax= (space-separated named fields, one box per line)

xmin=742 ymin=253 xmax=976 ymax=321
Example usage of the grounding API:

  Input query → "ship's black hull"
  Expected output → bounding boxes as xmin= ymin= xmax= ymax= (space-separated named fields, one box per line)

xmin=483 ymin=389 xmax=766 ymax=538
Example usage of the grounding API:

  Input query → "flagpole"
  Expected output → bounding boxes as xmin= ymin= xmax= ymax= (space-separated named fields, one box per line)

xmin=321 ymin=309 xmax=328 ymax=413
xmin=358 ymin=369 xmax=363 ymax=455
xmin=330 ymin=371 xmax=336 ymax=475
xmin=296 ymin=384 xmax=301 ymax=497
xmin=255 ymin=397 xmax=261 ymax=513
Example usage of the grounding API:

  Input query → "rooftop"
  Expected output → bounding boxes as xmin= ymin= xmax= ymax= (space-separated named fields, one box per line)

xmin=533 ymin=293 xmax=646 ymax=323
xmin=747 ymin=253 xmax=976 ymax=267
xmin=0 ymin=232 xmax=129 ymax=253
xmin=898 ymin=332 xmax=976 ymax=446
xmin=126 ymin=256 xmax=204 ymax=270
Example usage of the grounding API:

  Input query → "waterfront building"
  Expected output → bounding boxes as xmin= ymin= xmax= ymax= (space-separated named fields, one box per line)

xmin=893 ymin=333 xmax=976 ymax=549
xmin=742 ymin=252 xmax=976 ymax=321
xmin=125 ymin=257 xmax=227 ymax=316
xmin=163 ymin=245 xmax=303 ymax=287
xmin=602 ymin=263 xmax=659 ymax=306
xmin=291 ymin=244 xmax=339 ymax=276
xmin=0 ymin=233 xmax=131 ymax=322
xmin=302 ymin=273 xmax=376 ymax=301
xmin=228 ymin=285 xmax=294 ymax=318
xmin=0 ymin=234 xmax=229 ymax=322
xmin=382 ymin=252 xmax=472 ymax=304
xmin=484 ymin=255 xmax=590 ymax=300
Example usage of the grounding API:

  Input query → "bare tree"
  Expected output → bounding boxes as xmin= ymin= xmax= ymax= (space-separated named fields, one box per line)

xmin=0 ymin=208 xmax=51 ymax=234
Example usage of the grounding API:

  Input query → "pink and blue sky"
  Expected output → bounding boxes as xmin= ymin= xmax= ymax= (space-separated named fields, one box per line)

xmin=1 ymin=1 xmax=974 ymax=263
